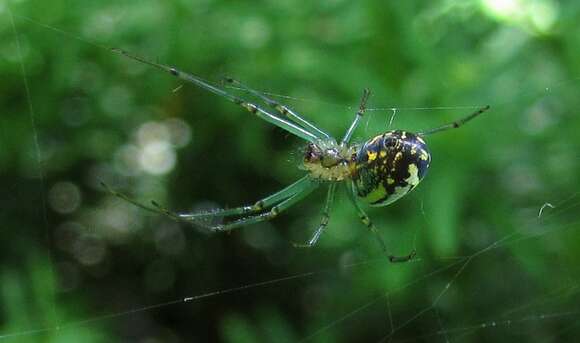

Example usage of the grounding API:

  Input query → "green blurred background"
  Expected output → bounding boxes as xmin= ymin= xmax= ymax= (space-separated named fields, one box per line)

xmin=2 ymin=0 xmax=580 ymax=342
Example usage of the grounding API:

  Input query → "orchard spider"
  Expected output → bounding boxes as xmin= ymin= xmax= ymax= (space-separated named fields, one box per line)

xmin=105 ymin=48 xmax=489 ymax=262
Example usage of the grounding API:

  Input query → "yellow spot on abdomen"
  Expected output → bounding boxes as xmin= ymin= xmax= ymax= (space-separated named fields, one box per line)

xmin=406 ymin=164 xmax=420 ymax=186
xmin=367 ymin=151 xmax=378 ymax=162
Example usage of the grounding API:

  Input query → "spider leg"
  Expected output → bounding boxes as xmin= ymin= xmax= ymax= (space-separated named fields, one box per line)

xmin=209 ymin=182 xmax=318 ymax=232
xmin=102 ymin=176 xmax=315 ymax=223
xmin=100 ymin=181 xmax=184 ymax=222
xmin=341 ymin=88 xmax=371 ymax=145
xmin=224 ymin=77 xmax=331 ymax=139
xmin=293 ymin=183 xmax=336 ymax=248
xmin=111 ymin=48 xmax=318 ymax=142
xmin=345 ymin=184 xmax=416 ymax=263
xmin=178 ymin=175 xmax=315 ymax=220
xmin=418 ymin=105 xmax=490 ymax=136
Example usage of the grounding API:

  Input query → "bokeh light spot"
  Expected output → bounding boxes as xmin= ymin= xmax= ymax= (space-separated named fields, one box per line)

xmin=48 ymin=181 xmax=82 ymax=214
xmin=139 ymin=141 xmax=176 ymax=175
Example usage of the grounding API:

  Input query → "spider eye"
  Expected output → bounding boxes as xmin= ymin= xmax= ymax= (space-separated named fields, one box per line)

xmin=352 ymin=131 xmax=431 ymax=207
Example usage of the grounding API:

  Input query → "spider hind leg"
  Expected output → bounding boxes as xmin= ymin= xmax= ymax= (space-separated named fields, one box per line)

xmin=346 ymin=184 xmax=416 ymax=263
xmin=418 ymin=105 xmax=490 ymax=136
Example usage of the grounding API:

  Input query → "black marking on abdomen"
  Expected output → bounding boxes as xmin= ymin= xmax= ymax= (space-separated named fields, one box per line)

xmin=352 ymin=131 xmax=431 ymax=206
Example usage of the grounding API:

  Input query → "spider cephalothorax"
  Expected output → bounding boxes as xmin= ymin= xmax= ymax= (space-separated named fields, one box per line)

xmin=109 ymin=48 xmax=489 ymax=262
xmin=302 ymin=140 xmax=356 ymax=181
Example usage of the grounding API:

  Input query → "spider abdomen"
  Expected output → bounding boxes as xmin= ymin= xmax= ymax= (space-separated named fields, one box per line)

xmin=352 ymin=130 xmax=431 ymax=206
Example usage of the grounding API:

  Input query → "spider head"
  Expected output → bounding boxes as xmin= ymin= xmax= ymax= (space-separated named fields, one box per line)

xmin=351 ymin=131 xmax=431 ymax=206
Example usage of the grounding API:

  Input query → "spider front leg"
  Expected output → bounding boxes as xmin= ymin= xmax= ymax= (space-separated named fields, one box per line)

xmin=112 ymin=48 xmax=319 ymax=143
xmin=178 ymin=175 xmax=314 ymax=221
xmin=346 ymin=184 xmax=416 ymax=263
xmin=102 ymin=176 xmax=316 ymax=229
xmin=223 ymin=77 xmax=331 ymax=139
xmin=210 ymin=182 xmax=318 ymax=232
xmin=100 ymin=181 xmax=183 ymax=222
xmin=293 ymin=183 xmax=337 ymax=248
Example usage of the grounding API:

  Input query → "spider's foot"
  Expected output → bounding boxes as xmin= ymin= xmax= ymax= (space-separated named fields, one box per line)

xmin=292 ymin=241 xmax=316 ymax=249
xmin=100 ymin=181 xmax=133 ymax=202
xmin=388 ymin=250 xmax=416 ymax=263
xmin=99 ymin=181 xmax=116 ymax=194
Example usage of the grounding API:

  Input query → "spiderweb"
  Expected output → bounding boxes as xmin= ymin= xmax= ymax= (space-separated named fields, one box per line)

xmin=3 ymin=1 xmax=580 ymax=342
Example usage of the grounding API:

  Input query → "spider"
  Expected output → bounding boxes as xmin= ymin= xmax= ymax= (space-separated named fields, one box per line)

xmin=106 ymin=48 xmax=490 ymax=262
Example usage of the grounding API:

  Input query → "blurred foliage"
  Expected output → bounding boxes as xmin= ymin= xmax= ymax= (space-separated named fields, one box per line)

xmin=2 ymin=0 xmax=580 ymax=342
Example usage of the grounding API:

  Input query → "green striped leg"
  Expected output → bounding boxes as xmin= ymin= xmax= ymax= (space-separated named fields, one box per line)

xmin=346 ymin=183 xmax=416 ymax=262
xmin=341 ymin=89 xmax=370 ymax=145
xmin=112 ymin=48 xmax=318 ymax=142
xmin=102 ymin=176 xmax=315 ymax=225
xmin=178 ymin=175 xmax=314 ymax=221
xmin=210 ymin=181 xmax=319 ymax=232
xmin=224 ymin=78 xmax=331 ymax=139
xmin=293 ymin=183 xmax=337 ymax=248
